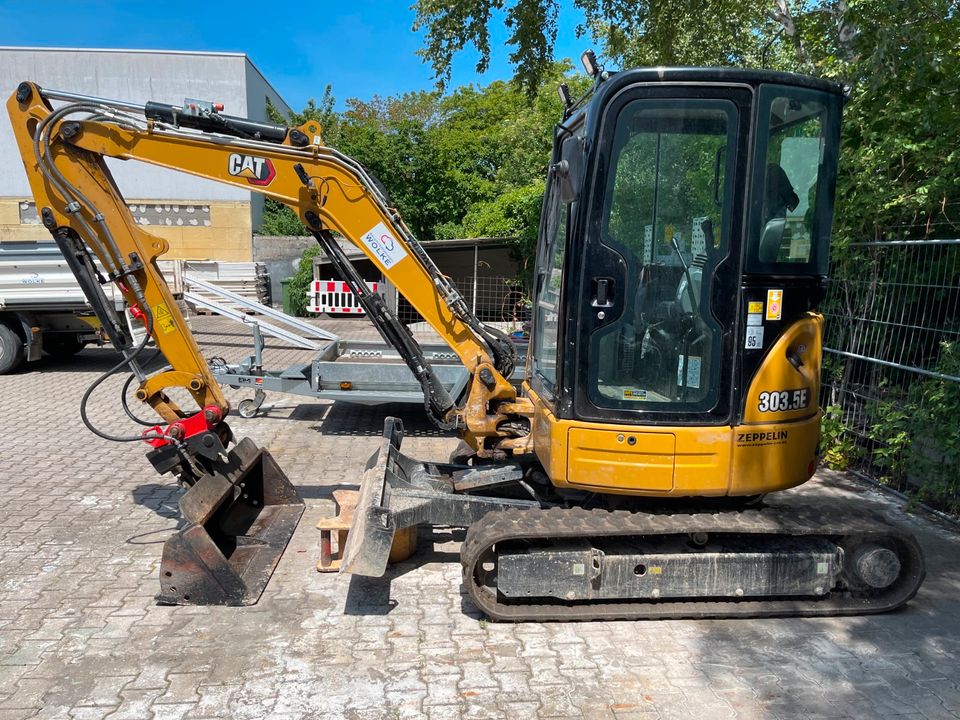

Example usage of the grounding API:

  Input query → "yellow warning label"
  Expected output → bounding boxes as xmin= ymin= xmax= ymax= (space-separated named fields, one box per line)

xmin=766 ymin=289 xmax=783 ymax=321
xmin=748 ymin=301 xmax=764 ymax=314
xmin=152 ymin=302 xmax=177 ymax=335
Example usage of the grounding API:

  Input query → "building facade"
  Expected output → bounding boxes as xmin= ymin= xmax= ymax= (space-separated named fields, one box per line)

xmin=0 ymin=47 xmax=292 ymax=261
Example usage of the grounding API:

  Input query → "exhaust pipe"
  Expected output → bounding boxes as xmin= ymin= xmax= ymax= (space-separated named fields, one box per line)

xmin=157 ymin=438 xmax=304 ymax=606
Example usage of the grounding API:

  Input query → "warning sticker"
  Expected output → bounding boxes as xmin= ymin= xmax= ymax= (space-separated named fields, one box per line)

xmin=151 ymin=302 xmax=177 ymax=335
xmin=766 ymin=289 xmax=783 ymax=321
xmin=745 ymin=325 xmax=764 ymax=349
xmin=360 ymin=222 xmax=408 ymax=270
xmin=748 ymin=301 xmax=764 ymax=314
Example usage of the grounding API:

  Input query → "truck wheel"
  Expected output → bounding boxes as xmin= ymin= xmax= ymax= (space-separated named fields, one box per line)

xmin=42 ymin=334 xmax=85 ymax=359
xmin=0 ymin=321 xmax=25 ymax=374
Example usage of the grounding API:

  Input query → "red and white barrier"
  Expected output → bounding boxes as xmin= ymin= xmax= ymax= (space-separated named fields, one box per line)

xmin=307 ymin=280 xmax=382 ymax=315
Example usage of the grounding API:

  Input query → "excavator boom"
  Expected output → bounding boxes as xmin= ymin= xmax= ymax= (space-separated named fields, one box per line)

xmin=6 ymin=80 xmax=525 ymax=605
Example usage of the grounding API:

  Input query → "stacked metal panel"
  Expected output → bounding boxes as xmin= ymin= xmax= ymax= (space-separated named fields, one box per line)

xmin=159 ymin=260 xmax=271 ymax=309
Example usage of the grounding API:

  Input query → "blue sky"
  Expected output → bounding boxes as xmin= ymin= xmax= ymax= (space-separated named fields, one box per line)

xmin=0 ymin=0 xmax=589 ymax=110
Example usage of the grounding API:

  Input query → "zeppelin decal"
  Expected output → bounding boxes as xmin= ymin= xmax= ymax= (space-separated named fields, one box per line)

xmin=736 ymin=431 xmax=789 ymax=446
xmin=227 ymin=153 xmax=276 ymax=186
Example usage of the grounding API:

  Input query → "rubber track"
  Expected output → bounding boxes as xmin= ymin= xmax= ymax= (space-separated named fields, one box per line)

xmin=461 ymin=505 xmax=925 ymax=622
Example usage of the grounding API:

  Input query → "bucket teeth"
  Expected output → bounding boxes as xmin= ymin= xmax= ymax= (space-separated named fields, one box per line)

xmin=157 ymin=438 xmax=304 ymax=606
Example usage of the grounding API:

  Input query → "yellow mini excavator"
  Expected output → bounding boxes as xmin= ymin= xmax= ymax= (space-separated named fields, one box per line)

xmin=7 ymin=56 xmax=925 ymax=619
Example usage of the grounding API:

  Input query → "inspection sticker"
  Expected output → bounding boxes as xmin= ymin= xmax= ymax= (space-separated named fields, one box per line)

xmin=676 ymin=355 xmax=702 ymax=388
xmin=151 ymin=302 xmax=177 ymax=335
xmin=766 ymin=289 xmax=783 ymax=321
xmin=360 ymin=222 xmax=408 ymax=270
xmin=745 ymin=325 xmax=764 ymax=349
xmin=686 ymin=355 xmax=702 ymax=389
xmin=748 ymin=301 xmax=764 ymax=314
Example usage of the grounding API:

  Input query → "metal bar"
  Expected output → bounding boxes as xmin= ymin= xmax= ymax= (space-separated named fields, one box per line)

xmin=823 ymin=347 xmax=960 ymax=384
xmin=849 ymin=239 xmax=960 ymax=247
xmin=39 ymin=87 xmax=146 ymax=114
xmin=252 ymin=322 xmax=264 ymax=370
xmin=472 ymin=244 xmax=478 ymax=316
xmin=183 ymin=292 xmax=319 ymax=350
xmin=182 ymin=274 xmax=336 ymax=341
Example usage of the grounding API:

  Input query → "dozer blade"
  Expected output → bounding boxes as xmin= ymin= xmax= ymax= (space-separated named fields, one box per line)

xmin=339 ymin=417 xmax=539 ymax=577
xmin=157 ymin=438 xmax=304 ymax=606
xmin=339 ymin=419 xmax=403 ymax=577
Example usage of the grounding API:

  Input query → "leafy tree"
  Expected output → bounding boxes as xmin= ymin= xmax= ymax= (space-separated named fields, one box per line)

xmin=259 ymin=199 xmax=308 ymax=236
xmin=412 ymin=0 xmax=960 ymax=244
xmin=287 ymin=245 xmax=321 ymax=317
xmin=260 ymin=63 xmax=584 ymax=272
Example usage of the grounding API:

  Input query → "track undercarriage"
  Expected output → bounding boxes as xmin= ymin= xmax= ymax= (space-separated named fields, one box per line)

xmin=339 ymin=418 xmax=926 ymax=622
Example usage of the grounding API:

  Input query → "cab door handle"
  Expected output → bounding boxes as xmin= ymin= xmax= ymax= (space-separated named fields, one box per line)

xmin=593 ymin=277 xmax=614 ymax=306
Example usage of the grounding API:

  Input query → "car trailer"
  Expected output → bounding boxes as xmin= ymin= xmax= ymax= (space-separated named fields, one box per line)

xmin=213 ymin=320 xmax=528 ymax=417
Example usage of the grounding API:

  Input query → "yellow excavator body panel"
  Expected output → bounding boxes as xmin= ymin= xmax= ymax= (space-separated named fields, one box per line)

xmin=528 ymin=314 xmax=823 ymax=496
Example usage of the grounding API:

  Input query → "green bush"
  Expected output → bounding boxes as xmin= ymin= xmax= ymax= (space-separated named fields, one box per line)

xmin=259 ymin=199 xmax=307 ymax=237
xmin=906 ymin=342 xmax=960 ymax=512
xmin=287 ymin=245 xmax=321 ymax=317
xmin=820 ymin=404 xmax=857 ymax=471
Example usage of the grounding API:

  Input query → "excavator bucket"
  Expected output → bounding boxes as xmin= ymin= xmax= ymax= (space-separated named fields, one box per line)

xmin=156 ymin=438 xmax=304 ymax=606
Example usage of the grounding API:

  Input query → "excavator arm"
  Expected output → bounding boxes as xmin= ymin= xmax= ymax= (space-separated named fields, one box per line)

xmin=6 ymin=81 xmax=531 ymax=605
xmin=7 ymin=82 xmax=527 ymax=453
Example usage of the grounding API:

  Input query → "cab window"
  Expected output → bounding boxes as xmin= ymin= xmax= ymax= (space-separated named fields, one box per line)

xmin=530 ymin=134 xmax=575 ymax=389
xmin=748 ymin=85 xmax=842 ymax=274
xmin=589 ymin=99 xmax=737 ymax=410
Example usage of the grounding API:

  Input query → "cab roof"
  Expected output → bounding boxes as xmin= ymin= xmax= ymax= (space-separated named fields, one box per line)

xmin=567 ymin=66 xmax=846 ymax=127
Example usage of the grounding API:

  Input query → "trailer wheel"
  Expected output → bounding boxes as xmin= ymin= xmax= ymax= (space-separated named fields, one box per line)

xmin=42 ymin=333 xmax=85 ymax=359
xmin=0 ymin=320 xmax=25 ymax=374
xmin=237 ymin=399 xmax=260 ymax=418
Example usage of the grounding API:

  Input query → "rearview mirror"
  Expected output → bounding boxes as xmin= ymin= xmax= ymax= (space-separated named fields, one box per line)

xmin=556 ymin=134 xmax=585 ymax=204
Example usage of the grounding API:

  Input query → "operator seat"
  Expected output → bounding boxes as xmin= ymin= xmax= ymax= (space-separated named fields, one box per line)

xmin=758 ymin=163 xmax=800 ymax=262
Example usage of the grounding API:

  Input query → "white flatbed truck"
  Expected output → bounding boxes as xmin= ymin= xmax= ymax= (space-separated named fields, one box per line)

xmin=0 ymin=241 xmax=119 ymax=373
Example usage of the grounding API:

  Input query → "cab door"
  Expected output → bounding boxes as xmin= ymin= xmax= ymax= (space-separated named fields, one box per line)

xmin=574 ymin=86 xmax=752 ymax=426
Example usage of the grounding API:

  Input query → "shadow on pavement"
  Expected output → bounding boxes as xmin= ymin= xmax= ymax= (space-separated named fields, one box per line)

xmin=684 ymin=480 xmax=960 ymax=718
xmin=294 ymin=401 xmax=452 ymax=438
xmin=131 ymin=482 xmax=184 ymax=520
xmin=343 ymin=526 xmax=464 ymax=616
xmin=6 ymin=346 xmax=179 ymax=375
xmin=296 ymin=483 xmax=361 ymax=500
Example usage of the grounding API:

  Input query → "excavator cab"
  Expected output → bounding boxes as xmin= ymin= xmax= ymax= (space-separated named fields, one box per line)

xmin=526 ymin=69 xmax=844 ymax=497
xmin=339 ymin=68 xmax=920 ymax=620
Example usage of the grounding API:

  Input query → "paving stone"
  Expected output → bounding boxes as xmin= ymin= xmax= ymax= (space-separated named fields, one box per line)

xmin=0 ymin=317 xmax=958 ymax=719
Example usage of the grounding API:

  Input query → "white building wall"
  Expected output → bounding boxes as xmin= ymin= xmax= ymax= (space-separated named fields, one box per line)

xmin=0 ymin=47 xmax=292 ymax=207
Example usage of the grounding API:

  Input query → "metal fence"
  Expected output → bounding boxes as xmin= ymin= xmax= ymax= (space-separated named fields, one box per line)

xmin=821 ymin=238 xmax=960 ymax=512
xmin=395 ymin=275 xmax=530 ymax=330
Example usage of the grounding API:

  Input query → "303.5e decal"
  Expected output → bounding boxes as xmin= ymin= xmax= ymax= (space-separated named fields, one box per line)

xmin=758 ymin=388 xmax=809 ymax=413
